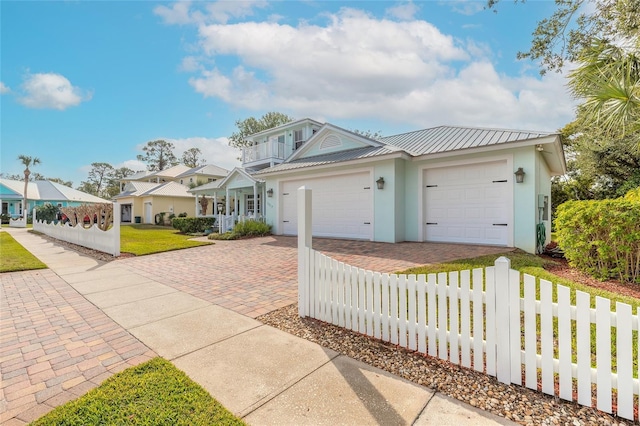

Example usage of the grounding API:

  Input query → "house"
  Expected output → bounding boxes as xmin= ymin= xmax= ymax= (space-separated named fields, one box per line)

xmin=114 ymin=164 xmax=228 ymax=223
xmin=0 ymin=179 xmax=109 ymax=218
xmin=191 ymin=119 xmax=566 ymax=254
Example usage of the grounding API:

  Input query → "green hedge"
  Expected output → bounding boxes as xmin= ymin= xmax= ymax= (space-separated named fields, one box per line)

xmin=172 ymin=217 xmax=216 ymax=234
xmin=34 ymin=203 xmax=60 ymax=224
xmin=556 ymin=195 xmax=640 ymax=283
xmin=208 ymin=220 xmax=271 ymax=240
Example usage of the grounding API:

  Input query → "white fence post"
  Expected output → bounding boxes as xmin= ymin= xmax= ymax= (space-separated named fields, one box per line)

xmin=494 ymin=256 xmax=511 ymax=384
xmin=112 ymin=202 xmax=121 ymax=257
xmin=298 ymin=186 xmax=312 ymax=317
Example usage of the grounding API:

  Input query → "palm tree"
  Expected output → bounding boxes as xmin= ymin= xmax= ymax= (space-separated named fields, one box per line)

xmin=568 ymin=37 xmax=640 ymax=136
xmin=17 ymin=155 xmax=41 ymax=218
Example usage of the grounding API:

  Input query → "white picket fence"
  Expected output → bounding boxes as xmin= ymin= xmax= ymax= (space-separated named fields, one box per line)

xmin=32 ymin=205 xmax=121 ymax=257
xmin=294 ymin=187 xmax=639 ymax=421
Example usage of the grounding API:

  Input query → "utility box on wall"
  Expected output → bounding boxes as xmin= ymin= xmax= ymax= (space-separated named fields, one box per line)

xmin=538 ymin=194 xmax=549 ymax=221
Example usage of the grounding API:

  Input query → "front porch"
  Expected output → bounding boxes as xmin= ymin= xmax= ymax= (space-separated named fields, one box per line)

xmin=189 ymin=167 xmax=268 ymax=233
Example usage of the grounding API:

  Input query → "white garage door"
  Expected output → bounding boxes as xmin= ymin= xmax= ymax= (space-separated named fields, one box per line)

xmin=424 ymin=161 xmax=510 ymax=245
xmin=281 ymin=172 xmax=373 ymax=240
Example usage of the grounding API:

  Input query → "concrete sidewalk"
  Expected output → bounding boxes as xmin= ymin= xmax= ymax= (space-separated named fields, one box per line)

xmin=2 ymin=228 xmax=514 ymax=425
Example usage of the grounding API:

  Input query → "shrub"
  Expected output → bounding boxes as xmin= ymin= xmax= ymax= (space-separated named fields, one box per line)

xmin=172 ymin=217 xmax=216 ymax=234
xmin=625 ymin=187 xmax=640 ymax=202
xmin=208 ymin=219 xmax=271 ymax=240
xmin=34 ymin=203 xmax=60 ymax=224
xmin=556 ymin=197 xmax=640 ymax=283
xmin=178 ymin=212 xmax=188 ymax=217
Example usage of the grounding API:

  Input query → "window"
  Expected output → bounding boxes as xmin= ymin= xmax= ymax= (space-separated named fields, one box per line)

xmin=180 ymin=179 xmax=183 ymax=184
xmin=208 ymin=178 xmax=216 ymax=182
xmin=278 ymin=135 xmax=285 ymax=144
xmin=293 ymin=129 xmax=303 ymax=142
xmin=245 ymin=194 xmax=261 ymax=215
xmin=189 ymin=178 xmax=193 ymax=183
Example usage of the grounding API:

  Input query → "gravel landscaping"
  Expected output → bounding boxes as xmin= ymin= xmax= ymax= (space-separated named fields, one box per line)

xmin=258 ymin=304 xmax=633 ymax=426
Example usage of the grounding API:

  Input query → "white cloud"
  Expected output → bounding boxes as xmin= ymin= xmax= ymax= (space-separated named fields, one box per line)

xmin=179 ymin=56 xmax=203 ymax=72
xmin=154 ymin=0 xmax=267 ymax=25
xmin=18 ymin=73 xmax=91 ymax=110
xmin=167 ymin=137 xmax=242 ymax=171
xmin=154 ymin=1 xmax=197 ymax=25
xmin=171 ymin=6 xmax=575 ymax=132
xmin=0 ymin=82 xmax=10 ymax=94
xmin=386 ymin=2 xmax=420 ymax=21
xmin=448 ymin=1 xmax=485 ymax=16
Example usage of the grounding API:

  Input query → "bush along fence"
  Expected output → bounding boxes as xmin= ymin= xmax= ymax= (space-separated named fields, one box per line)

xmin=33 ymin=203 xmax=120 ymax=257
xmin=295 ymin=187 xmax=639 ymax=422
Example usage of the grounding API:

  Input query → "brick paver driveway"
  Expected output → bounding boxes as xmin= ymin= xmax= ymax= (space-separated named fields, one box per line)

xmin=119 ymin=236 xmax=512 ymax=318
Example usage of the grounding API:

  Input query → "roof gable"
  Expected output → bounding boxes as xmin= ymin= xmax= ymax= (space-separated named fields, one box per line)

xmin=141 ymin=182 xmax=192 ymax=197
xmin=287 ymin=124 xmax=384 ymax=162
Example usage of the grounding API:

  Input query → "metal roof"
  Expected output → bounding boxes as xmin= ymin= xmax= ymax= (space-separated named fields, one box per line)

xmin=255 ymin=146 xmax=400 ymax=174
xmin=140 ymin=182 xmax=192 ymax=197
xmin=380 ymin=125 xmax=551 ymax=156
xmin=174 ymin=164 xmax=229 ymax=179
xmin=0 ymin=179 xmax=109 ymax=203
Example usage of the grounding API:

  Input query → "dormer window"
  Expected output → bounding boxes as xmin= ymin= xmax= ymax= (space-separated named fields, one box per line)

xmin=294 ymin=129 xmax=303 ymax=142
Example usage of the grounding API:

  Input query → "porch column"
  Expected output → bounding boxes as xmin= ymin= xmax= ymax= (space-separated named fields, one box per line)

xmin=225 ymin=187 xmax=230 ymax=216
xmin=234 ymin=190 xmax=238 ymax=219
xmin=253 ymin=183 xmax=258 ymax=216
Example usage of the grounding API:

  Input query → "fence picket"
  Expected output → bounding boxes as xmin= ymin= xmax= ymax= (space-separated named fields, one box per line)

xmin=390 ymin=274 xmax=399 ymax=344
xmin=616 ymin=302 xmax=633 ymax=420
xmin=576 ymin=291 xmax=591 ymax=406
xmin=358 ymin=268 xmax=366 ymax=333
xmin=350 ymin=267 xmax=358 ymax=332
xmin=472 ymin=268 xmax=484 ymax=373
xmin=399 ymin=275 xmax=408 ymax=347
xmin=381 ymin=273 xmax=390 ymax=342
xmin=523 ymin=274 xmax=537 ymax=390
xmin=449 ymin=272 xmax=459 ymax=365
xmin=460 ymin=270 xmax=471 ymax=368
xmin=437 ymin=272 xmax=448 ymax=361
xmin=485 ymin=267 xmax=496 ymax=377
xmin=331 ymin=259 xmax=339 ymax=325
xmin=427 ymin=273 xmax=437 ymax=357
xmin=365 ymin=271 xmax=374 ymax=336
xmin=540 ymin=279 xmax=554 ymax=395
xmin=344 ymin=265 xmax=352 ymax=330
xmin=373 ymin=272 xmax=382 ymax=339
xmin=325 ymin=255 xmax=332 ymax=323
xmin=596 ymin=296 xmax=612 ymax=413
xmin=557 ymin=284 xmax=572 ymax=400
xmin=337 ymin=262 xmax=345 ymax=328
xmin=418 ymin=275 xmax=427 ymax=354
xmin=408 ymin=275 xmax=417 ymax=351
xmin=507 ymin=269 xmax=521 ymax=386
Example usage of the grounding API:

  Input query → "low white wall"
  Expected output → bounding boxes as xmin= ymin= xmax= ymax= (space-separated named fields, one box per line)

xmin=9 ymin=216 xmax=27 ymax=228
xmin=33 ymin=204 xmax=121 ymax=257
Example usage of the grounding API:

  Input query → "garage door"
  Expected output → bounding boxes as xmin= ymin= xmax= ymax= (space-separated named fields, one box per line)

xmin=424 ymin=161 xmax=510 ymax=245
xmin=281 ymin=172 xmax=373 ymax=240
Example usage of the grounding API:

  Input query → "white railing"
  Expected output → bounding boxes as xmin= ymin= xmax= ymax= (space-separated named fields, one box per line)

xmin=242 ymin=140 xmax=286 ymax=165
xmin=33 ymin=205 xmax=120 ymax=257
xmin=217 ymin=213 xmax=236 ymax=233
xmin=296 ymin=186 xmax=638 ymax=421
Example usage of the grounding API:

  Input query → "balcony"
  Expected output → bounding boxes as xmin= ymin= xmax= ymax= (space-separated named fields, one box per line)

xmin=242 ymin=139 xmax=286 ymax=169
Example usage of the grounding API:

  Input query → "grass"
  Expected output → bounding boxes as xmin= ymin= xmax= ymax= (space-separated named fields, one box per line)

xmin=0 ymin=231 xmax=47 ymax=272
xmin=121 ymin=225 xmax=212 ymax=256
xmin=32 ymin=357 xmax=246 ymax=426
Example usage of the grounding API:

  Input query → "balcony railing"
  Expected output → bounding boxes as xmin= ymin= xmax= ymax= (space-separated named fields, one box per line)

xmin=242 ymin=140 xmax=286 ymax=166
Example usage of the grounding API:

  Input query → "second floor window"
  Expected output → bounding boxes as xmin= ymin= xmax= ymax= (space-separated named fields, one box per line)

xmin=294 ymin=129 xmax=303 ymax=142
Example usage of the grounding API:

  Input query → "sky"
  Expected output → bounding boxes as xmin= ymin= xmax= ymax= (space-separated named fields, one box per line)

xmin=0 ymin=0 xmax=577 ymax=187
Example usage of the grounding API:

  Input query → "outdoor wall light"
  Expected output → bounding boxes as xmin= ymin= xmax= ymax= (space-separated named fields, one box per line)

xmin=536 ymin=144 xmax=544 ymax=152
xmin=514 ymin=167 xmax=526 ymax=184
xmin=376 ymin=177 xmax=385 ymax=190
xmin=267 ymin=188 xmax=274 ymax=197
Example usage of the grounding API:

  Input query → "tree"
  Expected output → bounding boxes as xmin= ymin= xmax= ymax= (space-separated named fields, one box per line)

xmin=352 ymin=129 xmax=384 ymax=139
xmin=17 ymin=155 xmax=40 ymax=217
xmin=137 ymin=139 xmax=177 ymax=171
xmin=105 ymin=167 xmax=134 ymax=198
xmin=182 ymin=147 xmax=202 ymax=168
xmin=228 ymin=112 xmax=294 ymax=149
xmin=79 ymin=162 xmax=114 ymax=198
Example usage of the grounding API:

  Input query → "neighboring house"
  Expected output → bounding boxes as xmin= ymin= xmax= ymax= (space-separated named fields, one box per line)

xmin=114 ymin=164 xmax=228 ymax=223
xmin=0 ymin=179 xmax=109 ymax=218
xmin=192 ymin=119 xmax=566 ymax=254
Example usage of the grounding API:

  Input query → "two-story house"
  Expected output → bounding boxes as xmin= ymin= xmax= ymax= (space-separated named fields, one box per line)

xmin=190 ymin=118 xmax=566 ymax=253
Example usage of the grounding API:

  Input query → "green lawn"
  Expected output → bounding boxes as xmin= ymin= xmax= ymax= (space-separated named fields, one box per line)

xmin=0 ymin=231 xmax=47 ymax=272
xmin=121 ymin=225 xmax=212 ymax=256
xmin=32 ymin=357 xmax=245 ymax=426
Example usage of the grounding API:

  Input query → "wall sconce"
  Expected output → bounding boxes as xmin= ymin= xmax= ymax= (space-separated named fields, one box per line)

xmin=376 ymin=177 xmax=385 ymax=190
xmin=267 ymin=188 xmax=274 ymax=197
xmin=514 ymin=167 xmax=525 ymax=183
xmin=536 ymin=144 xmax=544 ymax=152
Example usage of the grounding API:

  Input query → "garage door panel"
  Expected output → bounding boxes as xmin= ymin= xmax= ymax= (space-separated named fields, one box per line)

xmin=281 ymin=172 xmax=372 ymax=240
xmin=424 ymin=161 xmax=510 ymax=246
